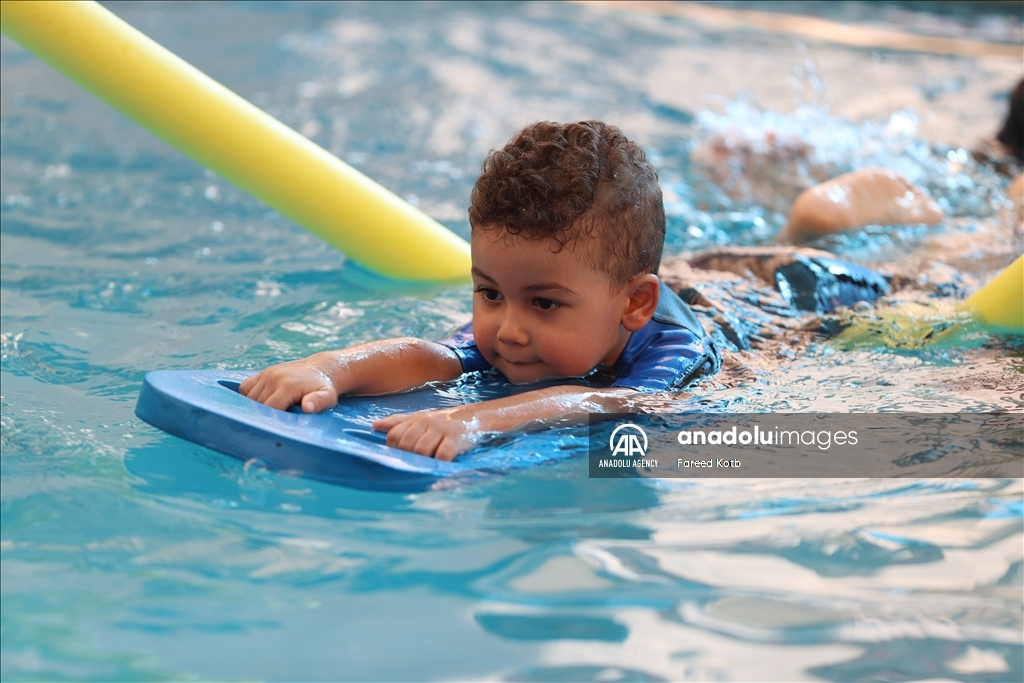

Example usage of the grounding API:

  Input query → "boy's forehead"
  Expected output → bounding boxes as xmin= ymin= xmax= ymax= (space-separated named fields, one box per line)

xmin=473 ymin=229 xmax=599 ymax=264
xmin=471 ymin=229 xmax=612 ymax=289
xmin=471 ymin=225 xmax=602 ymax=259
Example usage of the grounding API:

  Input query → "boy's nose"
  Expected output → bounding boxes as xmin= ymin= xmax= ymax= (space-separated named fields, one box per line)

xmin=496 ymin=309 xmax=529 ymax=346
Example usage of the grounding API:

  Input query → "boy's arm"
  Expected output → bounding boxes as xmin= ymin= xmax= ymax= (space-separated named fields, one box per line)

xmin=372 ymin=385 xmax=634 ymax=461
xmin=240 ymin=338 xmax=463 ymax=413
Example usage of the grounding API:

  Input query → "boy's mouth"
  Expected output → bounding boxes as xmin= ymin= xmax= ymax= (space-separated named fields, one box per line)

xmin=492 ymin=347 xmax=527 ymax=364
xmin=495 ymin=355 xmax=543 ymax=375
xmin=495 ymin=350 xmax=539 ymax=366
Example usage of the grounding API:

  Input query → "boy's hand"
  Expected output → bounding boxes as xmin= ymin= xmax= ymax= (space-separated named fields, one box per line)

xmin=239 ymin=359 xmax=340 ymax=413
xmin=372 ymin=408 xmax=478 ymax=461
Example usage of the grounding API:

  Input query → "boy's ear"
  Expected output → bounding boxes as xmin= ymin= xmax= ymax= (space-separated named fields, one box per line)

xmin=621 ymin=274 xmax=660 ymax=332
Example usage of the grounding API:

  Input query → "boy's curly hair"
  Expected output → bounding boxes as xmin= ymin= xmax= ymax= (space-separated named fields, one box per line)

xmin=469 ymin=121 xmax=665 ymax=288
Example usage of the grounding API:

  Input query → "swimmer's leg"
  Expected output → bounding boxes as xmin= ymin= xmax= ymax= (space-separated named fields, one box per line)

xmin=778 ymin=168 xmax=943 ymax=244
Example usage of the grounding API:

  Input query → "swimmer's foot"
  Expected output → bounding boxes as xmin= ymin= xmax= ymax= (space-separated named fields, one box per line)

xmin=778 ymin=167 xmax=943 ymax=244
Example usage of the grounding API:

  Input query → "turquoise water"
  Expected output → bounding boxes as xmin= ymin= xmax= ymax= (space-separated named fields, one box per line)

xmin=2 ymin=1 xmax=1022 ymax=680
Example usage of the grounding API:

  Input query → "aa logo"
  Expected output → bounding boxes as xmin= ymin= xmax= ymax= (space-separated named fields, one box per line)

xmin=609 ymin=424 xmax=648 ymax=457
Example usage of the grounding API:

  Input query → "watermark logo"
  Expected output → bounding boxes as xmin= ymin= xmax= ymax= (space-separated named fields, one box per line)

xmin=609 ymin=423 xmax=648 ymax=457
xmin=590 ymin=413 xmax=1023 ymax=479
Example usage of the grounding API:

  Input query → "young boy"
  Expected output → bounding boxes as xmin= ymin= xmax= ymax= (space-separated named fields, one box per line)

xmin=240 ymin=121 xmax=718 ymax=460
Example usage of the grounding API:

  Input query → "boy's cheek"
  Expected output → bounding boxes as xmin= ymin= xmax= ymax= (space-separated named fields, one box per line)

xmin=471 ymin=320 xmax=497 ymax=355
xmin=472 ymin=334 xmax=499 ymax=368
xmin=540 ymin=336 xmax=607 ymax=377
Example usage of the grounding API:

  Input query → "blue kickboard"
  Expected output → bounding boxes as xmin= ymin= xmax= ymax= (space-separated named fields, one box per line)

xmin=134 ymin=370 xmax=582 ymax=492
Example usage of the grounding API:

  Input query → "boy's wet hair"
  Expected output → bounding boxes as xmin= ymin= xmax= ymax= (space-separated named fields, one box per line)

xmin=469 ymin=121 xmax=665 ymax=287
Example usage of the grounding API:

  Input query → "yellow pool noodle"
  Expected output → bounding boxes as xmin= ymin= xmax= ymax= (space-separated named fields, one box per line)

xmin=0 ymin=0 xmax=471 ymax=282
xmin=957 ymin=253 xmax=1023 ymax=330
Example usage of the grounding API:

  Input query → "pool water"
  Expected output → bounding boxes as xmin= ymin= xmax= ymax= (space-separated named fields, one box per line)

xmin=2 ymin=1 xmax=1022 ymax=680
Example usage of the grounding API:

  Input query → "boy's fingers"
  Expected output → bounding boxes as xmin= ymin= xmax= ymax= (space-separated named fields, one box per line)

xmin=391 ymin=420 xmax=429 ymax=452
xmin=239 ymin=374 xmax=257 ymax=395
xmin=240 ymin=373 xmax=265 ymax=398
xmin=381 ymin=416 xmax=414 ymax=445
xmin=372 ymin=413 xmax=408 ymax=431
xmin=435 ymin=438 xmax=461 ymax=462
xmin=301 ymin=388 xmax=337 ymax=413
xmin=412 ymin=430 xmax=445 ymax=458
xmin=251 ymin=383 xmax=269 ymax=404
xmin=264 ymin=388 xmax=300 ymax=411
xmin=372 ymin=412 xmax=468 ymax=460
xmin=256 ymin=384 xmax=284 ymax=408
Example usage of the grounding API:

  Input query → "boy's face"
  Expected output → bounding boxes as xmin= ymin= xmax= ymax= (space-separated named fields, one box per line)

xmin=470 ymin=229 xmax=636 ymax=384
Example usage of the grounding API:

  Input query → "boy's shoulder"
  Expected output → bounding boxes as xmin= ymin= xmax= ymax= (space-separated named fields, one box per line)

xmin=609 ymin=283 xmax=717 ymax=392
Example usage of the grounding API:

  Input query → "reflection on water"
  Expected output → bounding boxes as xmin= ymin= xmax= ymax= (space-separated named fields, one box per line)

xmin=1 ymin=1 xmax=1021 ymax=680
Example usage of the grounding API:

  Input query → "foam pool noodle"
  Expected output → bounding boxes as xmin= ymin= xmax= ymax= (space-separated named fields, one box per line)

xmin=0 ymin=0 xmax=471 ymax=282
xmin=957 ymin=253 xmax=1023 ymax=330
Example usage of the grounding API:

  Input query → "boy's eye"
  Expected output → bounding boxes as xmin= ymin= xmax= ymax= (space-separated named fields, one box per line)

xmin=534 ymin=298 xmax=560 ymax=311
xmin=476 ymin=287 xmax=502 ymax=302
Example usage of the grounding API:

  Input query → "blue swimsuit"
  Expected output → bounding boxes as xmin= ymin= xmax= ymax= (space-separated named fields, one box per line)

xmin=439 ymin=282 xmax=720 ymax=392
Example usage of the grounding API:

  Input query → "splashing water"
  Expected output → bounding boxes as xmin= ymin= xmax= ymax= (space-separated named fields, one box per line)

xmin=660 ymin=90 xmax=1015 ymax=255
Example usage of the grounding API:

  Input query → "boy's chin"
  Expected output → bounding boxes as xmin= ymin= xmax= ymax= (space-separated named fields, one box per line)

xmin=498 ymin=362 xmax=580 ymax=386
xmin=492 ymin=360 xmax=548 ymax=385
xmin=502 ymin=369 xmax=550 ymax=385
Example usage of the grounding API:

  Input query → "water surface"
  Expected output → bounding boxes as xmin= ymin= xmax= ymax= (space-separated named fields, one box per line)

xmin=2 ymin=2 xmax=1021 ymax=680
